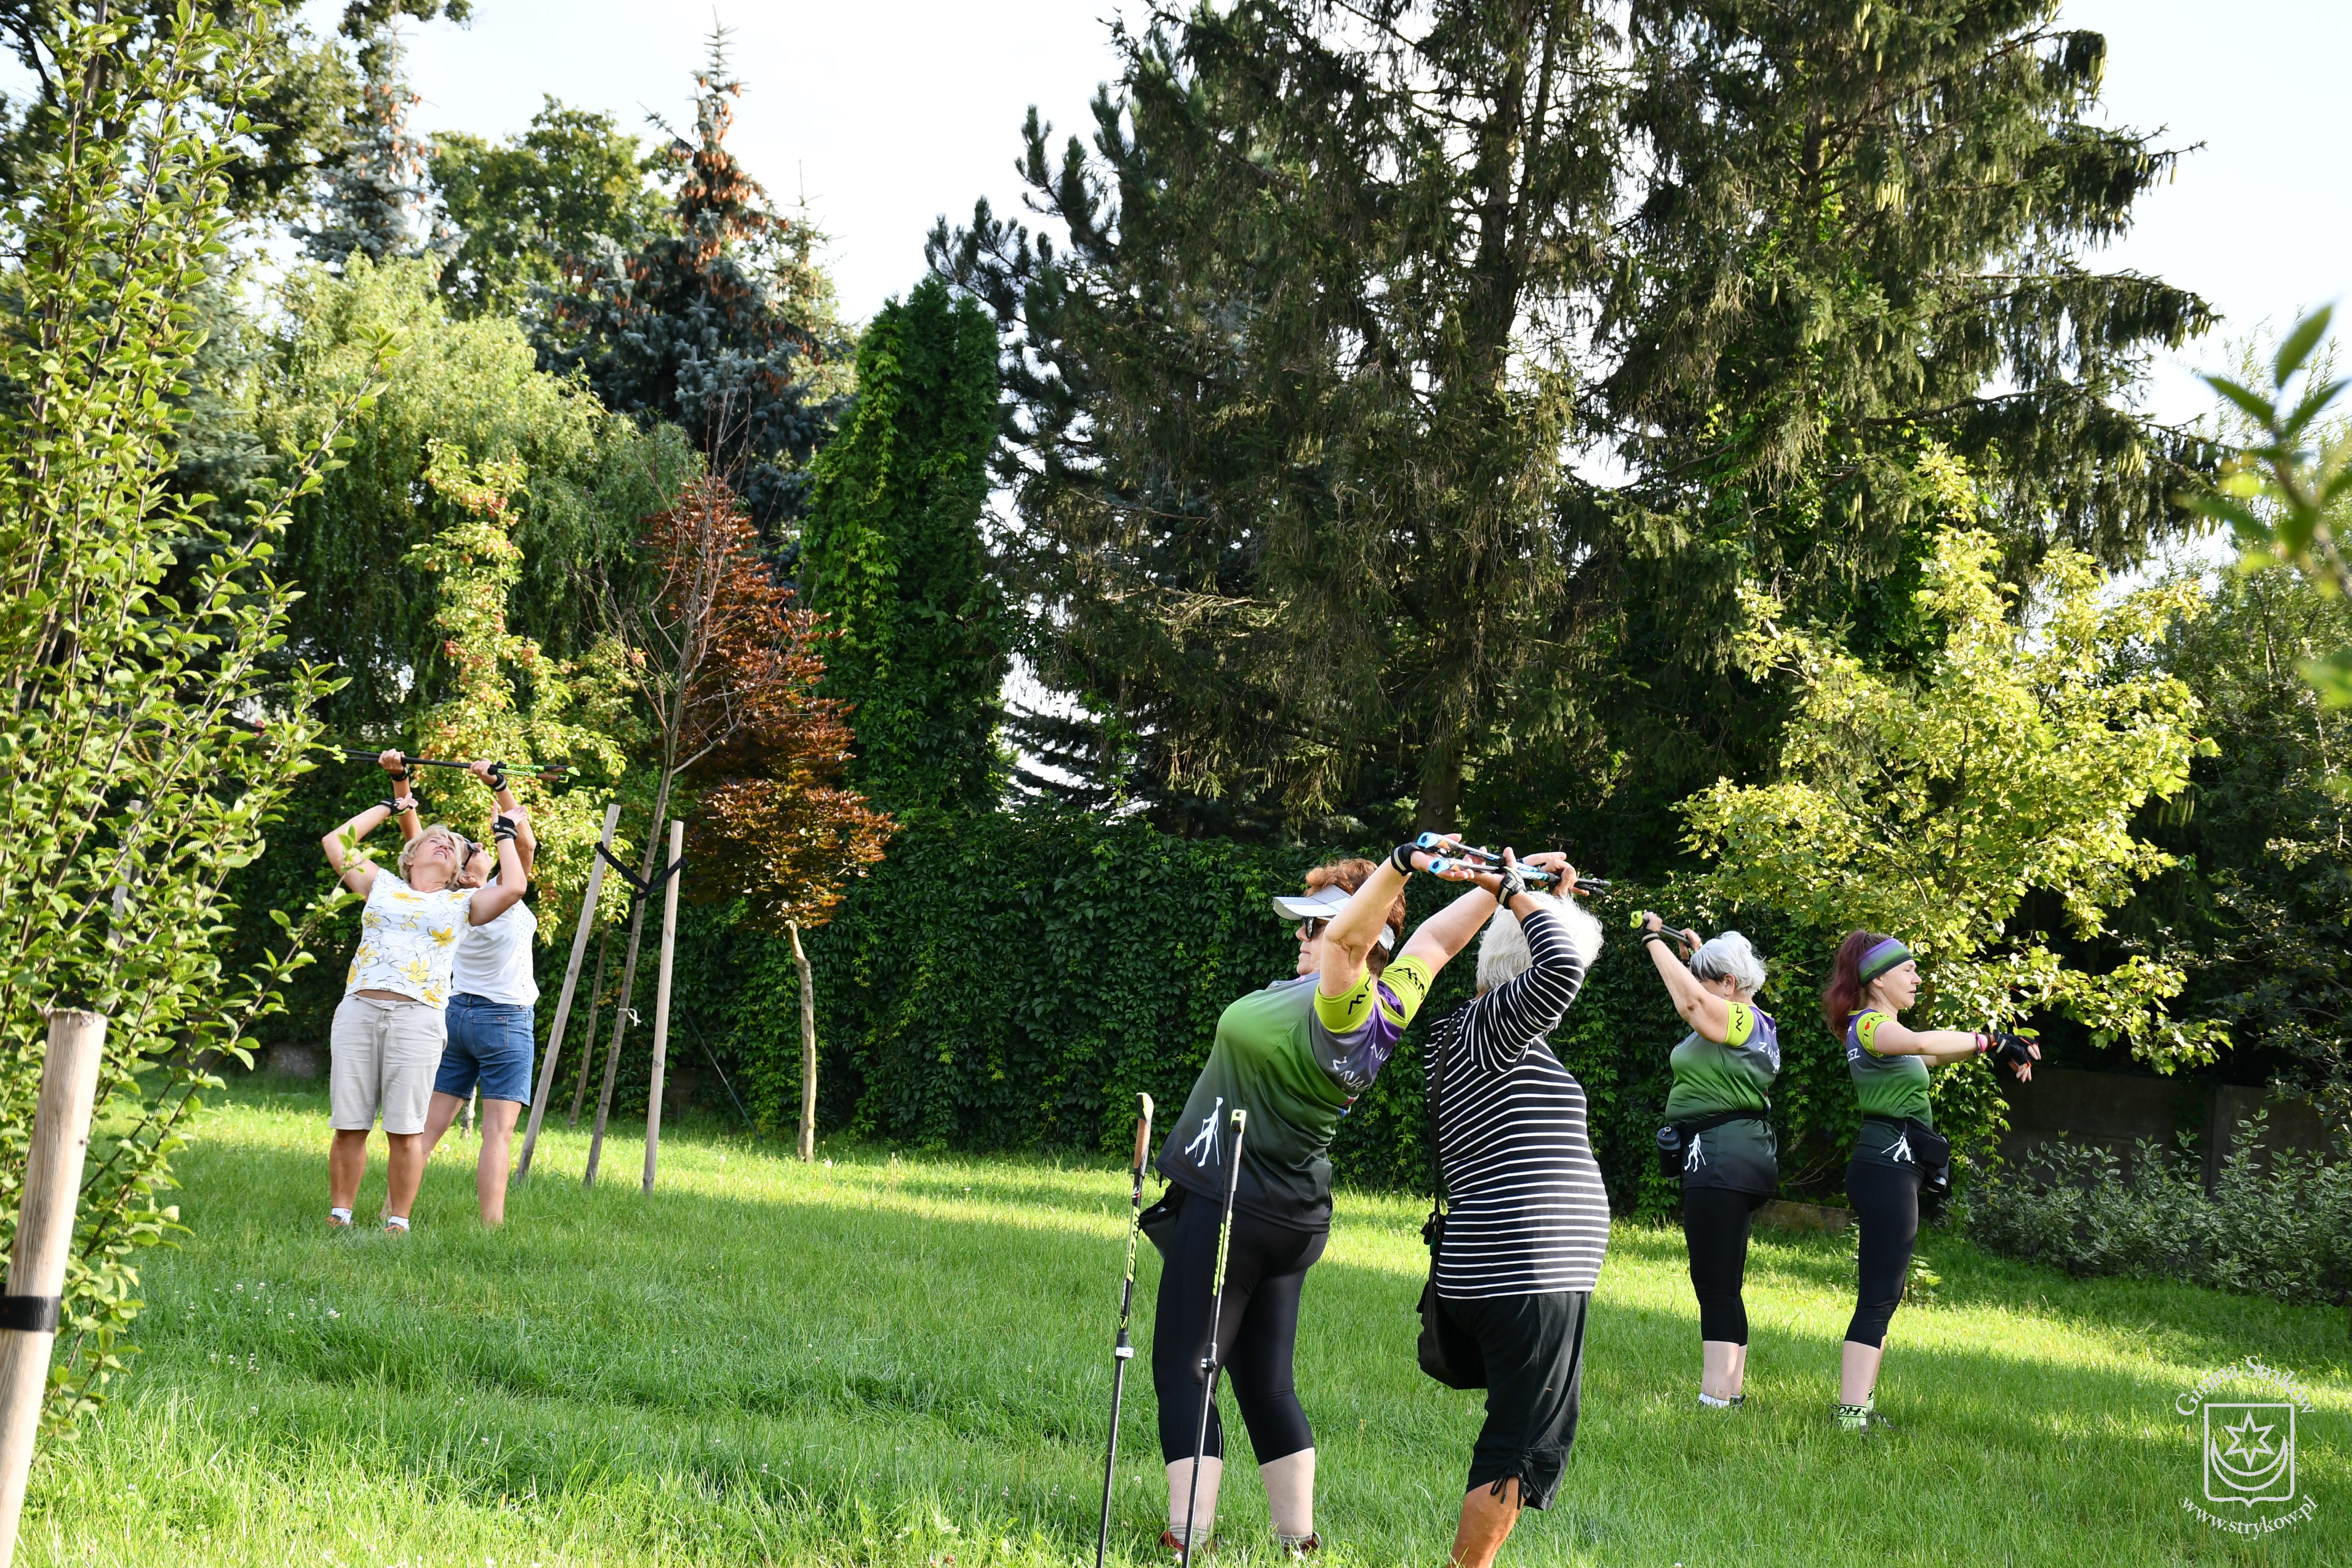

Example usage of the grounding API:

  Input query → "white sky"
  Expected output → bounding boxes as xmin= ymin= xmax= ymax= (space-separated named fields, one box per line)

xmin=365 ymin=0 xmax=2352 ymax=430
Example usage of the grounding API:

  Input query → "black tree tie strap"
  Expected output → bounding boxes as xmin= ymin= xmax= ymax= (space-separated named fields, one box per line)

xmin=594 ymin=840 xmax=685 ymax=907
xmin=0 ymin=1295 xmax=61 ymax=1333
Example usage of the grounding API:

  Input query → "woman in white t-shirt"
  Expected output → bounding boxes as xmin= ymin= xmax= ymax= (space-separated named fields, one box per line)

xmin=417 ymin=761 xmax=540 ymax=1225
xmin=320 ymin=753 xmax=528 ymax=1232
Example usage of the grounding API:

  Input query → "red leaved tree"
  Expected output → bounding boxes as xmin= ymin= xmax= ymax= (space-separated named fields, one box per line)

xmin=588 ymin=474 xmax=890 ymax=1174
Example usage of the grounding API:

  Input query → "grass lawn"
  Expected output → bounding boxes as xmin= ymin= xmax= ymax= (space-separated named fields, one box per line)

xmin=24 ymin=1083 xmax=2352 ymax=1566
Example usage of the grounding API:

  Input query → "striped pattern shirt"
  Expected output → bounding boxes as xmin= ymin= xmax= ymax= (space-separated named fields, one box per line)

xmin=1424 ymin=901 xmax=1612 ymax=1299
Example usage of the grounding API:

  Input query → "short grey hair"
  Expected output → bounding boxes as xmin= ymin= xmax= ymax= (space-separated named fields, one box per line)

xmin=1689 ymin=929 xmax=1767 ymax=998
xmin=1475 ymin=894 xmax=1604 ymax=994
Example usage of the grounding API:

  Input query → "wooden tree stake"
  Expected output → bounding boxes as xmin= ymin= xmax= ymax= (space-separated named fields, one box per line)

xmin=569 ymin=926 xmax=610 ymax=1126
xmin=585 ymin=818 xmax=662 ymax=1189
xmin=0 ymin=1010 xmax=108 ymax=1568
xmin=641 ymin=819 xmax=686 ymax=1194
xmin=792 ymin=920 xmax=817 ymax=1162
xmin=515 ymin=802 xmax=621 ymax=1181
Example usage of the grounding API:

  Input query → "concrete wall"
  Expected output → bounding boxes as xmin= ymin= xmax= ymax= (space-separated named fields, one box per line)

xmin=1996 ymin=1065 xmax=2344 ymax=1188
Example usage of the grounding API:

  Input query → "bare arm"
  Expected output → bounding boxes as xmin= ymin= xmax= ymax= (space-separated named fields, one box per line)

xmin=1318 ymin=843 xmax=1436 ymax=999
xmin=1399 ymin=849 xmax=1573 ymax=975
xmin=1872 ymin=1015 xmax=2041 ymax=1081
xmin=380 ymin=749 xmax=422 ymax=841
xmin=468 ymin=760 xmax=536 ymax=874
xmin=321 ymin=802 xmax=395 ymax=899
xmin=1639 ymin=911 xmax=1733 ymax=1043
xmin=467 ymin=826 xmax=529 ymax=924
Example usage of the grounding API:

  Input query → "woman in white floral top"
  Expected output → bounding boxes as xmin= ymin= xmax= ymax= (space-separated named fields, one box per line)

xmin=318 ymin=751 xmax=528 ymax=1232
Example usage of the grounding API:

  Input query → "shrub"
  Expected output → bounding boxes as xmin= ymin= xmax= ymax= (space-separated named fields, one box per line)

xmin=1968 ymin=1113 xmax=2352 ymax=1307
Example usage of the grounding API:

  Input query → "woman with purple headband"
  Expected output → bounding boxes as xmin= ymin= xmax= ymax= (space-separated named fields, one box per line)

xmin=1820 ymin=931 xmax=2039 ymax=1432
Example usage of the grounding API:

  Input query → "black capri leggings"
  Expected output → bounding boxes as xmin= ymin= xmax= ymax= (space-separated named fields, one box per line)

xmin=1681 ymin=1186 xmax=1767 ymax=1344
xmin=1844 ymin=1157 xmax=1922 ymax=1349
xmin=1152 ymin=1189 xmax=1326 ymax=1465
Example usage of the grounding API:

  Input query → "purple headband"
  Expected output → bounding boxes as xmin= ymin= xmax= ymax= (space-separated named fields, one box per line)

xmin=1858 ymin=937 xmax=1913 ymax=983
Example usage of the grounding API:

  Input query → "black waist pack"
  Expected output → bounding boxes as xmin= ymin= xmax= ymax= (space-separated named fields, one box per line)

xmin=1655 ymin=1108 xmax=1771 ymax=1179
xmin=1865 ymin=1115 xmax=1954 ymax=1218
xmin=1139 ymin=1186 xmax=1183 ymax=1258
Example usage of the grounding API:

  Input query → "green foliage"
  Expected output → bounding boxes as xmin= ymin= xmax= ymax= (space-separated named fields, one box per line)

xmin=294 ymin=27 xmax=449 ymax=271
xmin=1681 ymin=520 xmax=2219 ymax=1155
xmin=255 ymin=253 xmax=694 ymax=732
xmin=0 ymin=3 xmax=367 ymax=1424
xmin=2112 ymin=566 xmax=2352 ymax=1128
xmin=936 ymin=2 xmax=2211 ymax=855
xmin=2186 ymin=307 xmax=2352 ymax=705
xmin=1970 ymin=1117 xmax=2352 ymax=1307
xmin=669 ymin=811 xmax=1723 ymax=1202
xmin=406 ymin=445 xmax=632 ymax=934
xmin=429 ymin=98 xmax=670 ymax=321
xmin=934 ymin=3 xmax=1620 ymax=835
xmin=802 ymin=276 xmax=1007 ymax=816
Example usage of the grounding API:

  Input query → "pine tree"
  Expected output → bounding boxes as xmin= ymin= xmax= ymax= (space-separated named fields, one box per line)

xmin=934 ymin=2 xmax=1628 ymax=836
xmin=538 ymin=31 xmax=849 ymax=540
xmin=800 ymin=276 xmax=1007 ymax=816
xmin=937 ymin=0 xmax=2215 ymax=857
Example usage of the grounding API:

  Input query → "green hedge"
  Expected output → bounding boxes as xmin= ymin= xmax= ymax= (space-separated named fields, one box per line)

xmin=237 ymin=799 xmax=2002 ymax=1207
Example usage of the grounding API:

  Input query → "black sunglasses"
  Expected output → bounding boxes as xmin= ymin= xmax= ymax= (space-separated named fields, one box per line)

xmin=1297 ymin=918 xmax=1329 ymax=939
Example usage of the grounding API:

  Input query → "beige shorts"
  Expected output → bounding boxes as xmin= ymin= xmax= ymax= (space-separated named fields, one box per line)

xmin=329 ymin=994 xmax=445 ymax=1135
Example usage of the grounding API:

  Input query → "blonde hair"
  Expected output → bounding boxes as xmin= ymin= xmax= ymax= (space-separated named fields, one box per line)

xmin=397 ymin=824 xmax=469 ymax=885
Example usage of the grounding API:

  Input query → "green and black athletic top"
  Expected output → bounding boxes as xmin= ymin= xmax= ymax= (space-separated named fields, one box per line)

xmin=1845 ymin=1009 xmax=1933 ymax=1170
xmin=1663 ymin=1002 xmax=1779 ymax=1195
xmin=1155 ymin=956 xmax=1434 ymax=1232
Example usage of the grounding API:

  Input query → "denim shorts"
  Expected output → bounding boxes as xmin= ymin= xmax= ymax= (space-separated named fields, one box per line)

xmin=434 ymin=993 xmax=536 ymax=1104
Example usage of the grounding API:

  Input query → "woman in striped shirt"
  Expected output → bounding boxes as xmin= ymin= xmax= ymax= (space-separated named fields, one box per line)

xmin=1420 ymin=852 xmax=1606 ymax=1568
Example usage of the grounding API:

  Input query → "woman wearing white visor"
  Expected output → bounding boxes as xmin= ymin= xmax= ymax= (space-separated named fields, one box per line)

xmin=1144 ymin=841 xmax=1551 ymax=1557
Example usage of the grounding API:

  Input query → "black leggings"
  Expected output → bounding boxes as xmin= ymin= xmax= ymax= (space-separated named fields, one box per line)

xmin=1681 ymin=1186 xmax=1767 ymax=1344
xmin=1844 ymin=1158 xmax=1922 ymax=1350
xmin=1152 ymin=1190 xmax=1326 ymax=1465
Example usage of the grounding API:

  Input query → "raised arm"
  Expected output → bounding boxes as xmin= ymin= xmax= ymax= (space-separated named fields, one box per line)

xmin=1863 ymin=1016 xmax=2041 ymax=1081
xmin=1639 ymin=910 xmax=1734 ymax=1043
xmin=466 ymin=818 xmax=530 ymax=924
xmin=381 ymin=749 xmax=422 ymax=841
xmin=321 ymin=798 xmax=399 ymax=899
xmin=1457 ymin=880 xmax=1601 ymax=1073
xmin=468 ymin=760 xmax=536 ymax=874
xmin=1318 ymin=838 xmax=1455 ymax=999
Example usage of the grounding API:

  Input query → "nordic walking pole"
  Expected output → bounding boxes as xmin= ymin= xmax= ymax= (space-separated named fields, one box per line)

xmin=0 ymin=1010 xmax=107 ymax=1568
xmin=516 ymin=801 xmax=621 ymax=1181
xmin=1181 ymin=1107 xmax=1247 ymax=1568
xmin=641 ymin=818 xmax=685 ymax=1195
xmin=1096 ymin=1092 xmax=1156 ymax=1568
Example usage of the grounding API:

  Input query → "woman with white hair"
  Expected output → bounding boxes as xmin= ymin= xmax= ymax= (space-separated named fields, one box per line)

xmin=1639 ymin=913 xmax=1778 ymax=1408
xmin=1419 ymin=852 xmax=1607 ymax=1568
xmin=318 ymin=751 xmax=528 ymax=1232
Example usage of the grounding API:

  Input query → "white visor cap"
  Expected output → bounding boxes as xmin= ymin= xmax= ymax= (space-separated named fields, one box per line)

xmin=1271 ymin=882 xmax=1396 ymax=950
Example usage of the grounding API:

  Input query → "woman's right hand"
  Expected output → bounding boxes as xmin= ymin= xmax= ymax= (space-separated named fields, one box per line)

xmin=378 ymin=749 xmax=406 ymax=774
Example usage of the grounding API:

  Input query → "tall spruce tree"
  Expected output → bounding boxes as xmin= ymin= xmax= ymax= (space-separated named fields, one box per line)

xmin=537 ymin=32 xmax=849 ymax=540
xmin=1524 ymin=0 xmax=2218 ymax=866
xmin=935 ymin=0 xmax=2212 ymax=855
xmin=800 ymin=276 xmax=1007 ymax=815
xmin=934 ymin=2 xmax=1628 ymax=836
xmin=296 ymin=27 xmax=452 ymax=269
